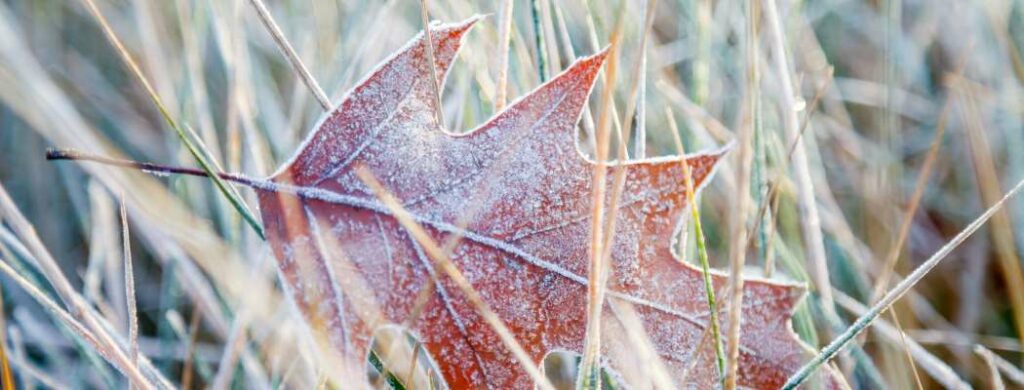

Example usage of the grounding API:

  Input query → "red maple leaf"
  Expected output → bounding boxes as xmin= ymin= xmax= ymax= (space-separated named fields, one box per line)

xmin=256 ymin=17 xmax=843 ymax=389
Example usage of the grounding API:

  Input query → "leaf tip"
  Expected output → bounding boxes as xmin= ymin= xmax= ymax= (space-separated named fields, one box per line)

xmin=580 ymin=46 xmax=611 ymax=70
xmin=431 ymin=15 xmax=483 ymax=41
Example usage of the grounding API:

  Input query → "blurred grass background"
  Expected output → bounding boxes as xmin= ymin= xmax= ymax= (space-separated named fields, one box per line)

xmin=0 ymin=0 xmax=1023 ymax=388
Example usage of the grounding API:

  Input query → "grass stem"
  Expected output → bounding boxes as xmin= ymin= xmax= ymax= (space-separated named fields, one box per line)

xmin=783 ymin=175 xmax=1024 ymax=389
xmin=494 ymin=0 xmax=514 ymax=111
xmin=245 ymin=0 xmax=331 ymax=110
xmin=419 ymin=0 xmax=446 ymax=126
xmin=120 ymin=197 xmax=140 ymax=385
xmin=530 ymin=0 xmax=548 ymax=81
xmin=668 ymin=111 xmax=725 ymax=382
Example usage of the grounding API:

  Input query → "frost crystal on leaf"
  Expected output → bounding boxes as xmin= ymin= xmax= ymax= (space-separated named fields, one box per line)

xmin=257 ymin=16 xmax=845 ymax=390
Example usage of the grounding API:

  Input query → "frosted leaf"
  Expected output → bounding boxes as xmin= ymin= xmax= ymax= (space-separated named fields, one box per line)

xmin=256 ymin=16 xmax=845 ymax=390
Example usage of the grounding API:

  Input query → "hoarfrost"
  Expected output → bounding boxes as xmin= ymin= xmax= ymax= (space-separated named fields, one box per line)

xmin=254 ymin=16 xmax=844 ymax=390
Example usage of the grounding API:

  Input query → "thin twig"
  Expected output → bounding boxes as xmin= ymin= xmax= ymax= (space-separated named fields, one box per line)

xmin=245 ymin=0 xmax=330 ymax=110
xmin=783 ymin=175 xmax=1024 ymax=389
xmin=47 ymin=149 xmax=262 ymax=189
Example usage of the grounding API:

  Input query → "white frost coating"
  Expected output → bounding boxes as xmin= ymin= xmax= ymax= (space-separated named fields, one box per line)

xmin=256 ymin=16 xmax=844 ymax=390
xmin=304 ymin=205 xmax=352 ymax=354
xmin=270 ymin=16 xmax=484 ymax=180
xmin=406 ymin=227 xmax=493 ymax=383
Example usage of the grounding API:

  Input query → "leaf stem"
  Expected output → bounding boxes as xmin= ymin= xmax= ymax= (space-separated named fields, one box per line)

xmin=46 ymin=149 xmax=262 ymax=190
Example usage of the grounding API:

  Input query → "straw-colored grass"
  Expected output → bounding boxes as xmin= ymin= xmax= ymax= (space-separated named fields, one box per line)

xmin=1 ymin=0 xmax=1023 ymax=388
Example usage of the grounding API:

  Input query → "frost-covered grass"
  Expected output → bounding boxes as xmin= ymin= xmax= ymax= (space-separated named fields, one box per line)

xmin=1 ymin=0 xmax=1024 ymax=388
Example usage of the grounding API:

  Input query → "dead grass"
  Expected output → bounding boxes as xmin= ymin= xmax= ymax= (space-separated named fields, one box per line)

xmin=0 ymin=0 xmax=1023 ymax=388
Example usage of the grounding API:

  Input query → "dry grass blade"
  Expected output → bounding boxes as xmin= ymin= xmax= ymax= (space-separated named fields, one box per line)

xmin=783 ymin=175 xmax=1024 ymax=389
xmin=180 ymin=308 xmax=202 ymax=390
xmin=579 ymin=3 xmax=626 ymax=387
xmin=724 ymin=3 xmax=757 ymax=384
xmin=974 ymin=345 xmax=1007 ymax=390
xmin=973 ymin=345 xmax=1024 ymax=386
xmin=668 ymin=109 xmax=725 ymax=380
xmin=551 ymin=4 xmax=597 ymax=153
xmin=955 ymin=77 xmax=1024 ymax=344
xmin=245 ymin=0 xmax=330 ymax=110
xmin=0 ymin=184 xmax=160 ymax=389
xmin=120 ymin=196 xmax=139 ymax=380
xmin=655 ymin=81 xmax=733 ymax=142
xmin=741 ymin=73 xmax=831 ymax=269
xmin=868 ymin=53 xmax=969 ymax=305
xmin=494 ymin=0 xmax=514 ymax=111
xmin=833 ymin=291 xmax=968 ymax=389
xmin=887 ymin=311 xmax=924 ymax=390
xmin=537 ymin=0 xmax=560 ymax=77
xmin=0 ymin=286 xmax=12 ymax=390
xmin=4 ymin=352 xmax=68 ymax=390
xmin=530 ymin=0 xmax=548 ymax=81
xmin=619 ymin=0 xmax=658 ymax=160
xmin=419 ymin=0 xmax=445 ymax=126
xmin=211 ymin=313 xmax=248 ymax=390
xmin=606 ymin=299 xmax=675 ymax=389
xmin=355 ymin=167 xmax=556 ymax=390
xmin=761 ymin=0 xmax=836 ymax=323
xmin=0 ymin=256 xmax=150 ymax=388
xmin=6 ymin=1 xmax=1024 ymax=387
